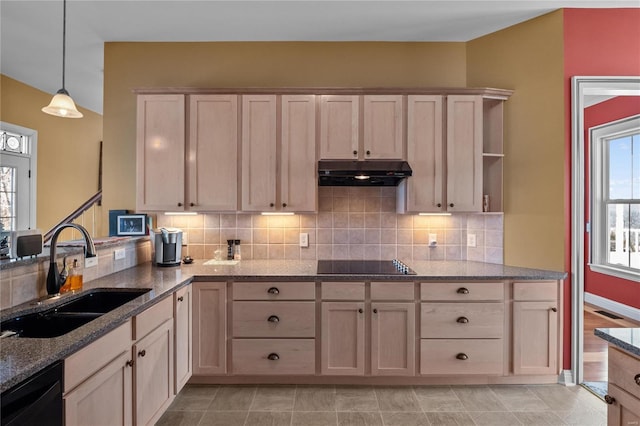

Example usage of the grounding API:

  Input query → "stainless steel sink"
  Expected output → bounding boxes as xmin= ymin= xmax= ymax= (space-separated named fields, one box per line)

xmin=1 ymin=288 xmax=151 ymax=338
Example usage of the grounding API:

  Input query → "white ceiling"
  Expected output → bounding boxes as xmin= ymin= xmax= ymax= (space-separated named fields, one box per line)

xmin=1 ymin=1 xmax=637 ymax=115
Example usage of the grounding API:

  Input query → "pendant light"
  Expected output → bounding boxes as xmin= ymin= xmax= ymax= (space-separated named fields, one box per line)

xmin=42 ymin=0 xmax=83 ymax=118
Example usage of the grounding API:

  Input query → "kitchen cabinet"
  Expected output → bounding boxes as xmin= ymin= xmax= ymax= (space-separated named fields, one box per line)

xmin=363 ymin=95 xmax=404 ymax=159
xmin=174 ymin=284 xmax=192 ymax=394
xmin=605 ymin=347 xmax=640 ymax=425
xmin=512 ymin=281 xmax=560 ymax=375
xmin=320 ymin=95 xmax=359 ymax=160
xmin=136 ymin=94 xmax=239 ymax=212
xmin=241 ymin=95 xmax=317 ymax=212
xmin=192 ymin=282 xmax=227 ymax=375
xmin=371 ymin=302 xmax=415 ymax=376
xmin=321 ymin=301 xmax=366 ymax=375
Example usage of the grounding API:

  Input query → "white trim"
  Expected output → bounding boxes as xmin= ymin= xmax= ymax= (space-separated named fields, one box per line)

xmin=558 ymin=370 xmax=575 ymax=386
xmin=589 ymin=264 xmax=640 ymax=282
xmin=585 ymin=292 xmax=640 ymax=322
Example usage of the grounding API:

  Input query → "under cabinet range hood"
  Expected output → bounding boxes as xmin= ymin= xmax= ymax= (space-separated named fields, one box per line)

xmin=318 ymin=160 xmax=412 ymax=186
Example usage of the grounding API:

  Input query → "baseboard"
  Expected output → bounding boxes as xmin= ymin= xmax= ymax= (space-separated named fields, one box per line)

xmin=585 ymin=292 xmax=640 ymax=322
xmin=558 ymin=369 xmax=575 ymax=386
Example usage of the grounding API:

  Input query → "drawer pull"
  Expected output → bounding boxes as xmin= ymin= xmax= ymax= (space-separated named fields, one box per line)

xmin=456 ymin=316 xmax=469 ymax=324
xmin=373 ymin=308 xmax=378 ymax=314
xmin=267 ymin=287 xmax=280 ymax=295
xmin=457 ymin=287 xmax=469 ymax=295
xmin=635 ymin=373 xmax=640 ymax=386
xmin=177 ymin=296 xmax=184 ymax=302
xmin=456 ymin=353 xmax=469 ymax=360
xmin=550 ymin=307 xmax=557 ymax=312
xmin=604 ymin=394 xmax=615 ymax=405
xmin=358 ymin=308 xmax=364 ymax=314
xmin=138 ymin=349 xmax=146 ymax=358
xmin=267 ymin=353 xmax=280 ymax=361
xmin=126 ymin=360 xmax=134 ymax=367
xmin=267 ymin=315 xmax=280 ymax=323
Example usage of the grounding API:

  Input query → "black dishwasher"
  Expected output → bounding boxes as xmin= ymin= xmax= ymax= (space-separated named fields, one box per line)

xmin=1 ymin=361 xmax=63 ymax=426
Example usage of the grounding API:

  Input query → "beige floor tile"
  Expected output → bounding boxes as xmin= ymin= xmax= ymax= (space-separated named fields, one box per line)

xmin=555 ymin=409 xmax=607 ymax=426
xmin=178 ymin=384 xmax=219 ymax=398
xmin=245 ymin=411 xmax=292 ymax=426
xmin=155 ymin=410 xmax=204 ymax=426
xmin=337 ymin=411 xmax=384 ymax=426
xmin=470 ymin=411 xmax=523 ymax=425
xmin=251 ymin=385 xmax=295 ymax=411
xmin=452 ymin=386 xmax=508 ymax=412
xmin=514 ymin=411 xmax=568 ymax=425
xmin=208 ymin=385 xmax=256 ymax=411
xmin=335 ymin=395 xmax=380 ymax=412
xmin=199 ymin=411 xmax=248 ymax=426
xmin=380 ymin=412 xmax=429 ymax=426
xmin=374 ymin=387 xmax=421 ymax=411
xmin=489 ymin=385 xmax=550 ymax=411
xmin=417 ymin=393 xmax=465 ymax=412
xmin=168 ymin=395 xmax=214 ymax=411
xmin=292 ymin=411 xmax=339 ymax=426
xmin=295 ymin=386 xmax=337 ymax=411
xmin=413 ymin=385 xmax=454 ymax=398
xmin=527 ymin=385 xmax=593 ymax=412
xmin=336 ymin=386 xmax=376 ymax=398
xmin=425 ymin=412 xmax=475 ymax=426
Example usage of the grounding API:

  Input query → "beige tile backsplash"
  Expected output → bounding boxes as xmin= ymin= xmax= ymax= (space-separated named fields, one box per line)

xmin=158 ymin=187 xmax=504 ymax=264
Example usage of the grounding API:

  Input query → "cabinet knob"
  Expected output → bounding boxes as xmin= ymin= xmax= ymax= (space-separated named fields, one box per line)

xmin=177 ymin=296 xmax=184 ymax=302
xmin=358 ymin=308 xmax=364 ymax=314
xmin=449 ymin=203 xmax=454 ymax=208
xmin=267 ymin=353 xmax=280 ymax=361
xmin=437 ymin=203 xmax=442 ymax=208
xmin=177 ymin=202 xmax=183 ymax=207
xmin=550 ymin=307 xmax=557 ymax=312
xmin=267 ymin=287 xmax=280 ymax=295
xmin=634 ymin=373 xmax=640 ymax=386
xmin=366 ymin=150 xmax=371 ymax=156
xmin=138 ymin=349 xmax=146 ymax=357
xmin=604 ymin=394 xmax=616 ymax=405
xmin=267 ymin=315 xmax=280 ymax=323
xmin=456 ymin=353 xmax=469 ymax=360
xmin=373 ymin=308 xmax=378 ymax=314
xmin=190 ymin=202 xmax=195 ymax=207
xmin=353 ymin=150 xmax=358 ymax=156
xmin=282 ymin=203 xmax=287 ymax=208
xmin=457 ymin=287 xmax=469 ymax=295
xmin=126 ymin=360 xmax=134 ymax=367
xmin=456 ymin=316 xmax=469 ymax=324
xmin=270 ymin=203 xmax=275 ymax=208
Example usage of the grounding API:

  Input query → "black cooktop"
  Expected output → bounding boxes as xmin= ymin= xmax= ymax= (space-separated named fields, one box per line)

xmin=317 ymin=259 xmax=416 ymax=275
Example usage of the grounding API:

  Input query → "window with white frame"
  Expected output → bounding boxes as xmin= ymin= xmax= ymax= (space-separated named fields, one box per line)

xmin=590 ymin=114 xmax=640 ymax=281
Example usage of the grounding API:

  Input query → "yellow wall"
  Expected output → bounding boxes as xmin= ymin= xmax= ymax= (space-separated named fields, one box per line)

xmin=103 ymin=42 xmax=467 ymax=232
xmin=0 ymin=75 xmax=103 ymax=235
xmin=467 ymin=11 xmax=565 ymax=270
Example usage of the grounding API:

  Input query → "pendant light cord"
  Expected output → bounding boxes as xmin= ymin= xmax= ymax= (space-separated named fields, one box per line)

xmin=61 ymin=0 xmax=66 ymax=91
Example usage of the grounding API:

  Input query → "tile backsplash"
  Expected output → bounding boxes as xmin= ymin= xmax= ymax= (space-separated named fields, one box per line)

xmin=158 ymin=187 xmax=503 ymax=263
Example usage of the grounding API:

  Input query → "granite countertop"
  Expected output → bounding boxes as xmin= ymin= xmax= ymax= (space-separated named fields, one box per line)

xmin=0 ymin=259 xmax=566 ymax=393
xmin=595 ymin=327 xmax=640 ymax=357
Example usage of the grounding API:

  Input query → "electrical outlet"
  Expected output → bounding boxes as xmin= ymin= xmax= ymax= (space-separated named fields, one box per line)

xmin=182 ymin=232 xmax=189 ymax=245
xmin=467 ymin=233 xmax=477 ymax=247
xmin=85 ymin=256 xmax=98 ymax=268
xmin=114 ymin=248 xmax=126 ymax=260
xmin=299 ymin=232 xmax=309 ymax=248
xmin=428 ymin=233 xmax=437 ymax=246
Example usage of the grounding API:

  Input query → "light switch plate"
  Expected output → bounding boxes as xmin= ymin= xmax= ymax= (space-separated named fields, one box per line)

xmin=467 ymin=233 xmax=477 ymax=247
xmin=299 ymin=233 xmax=309 ymax=248
xmin=114 ymin=248 xmax=126 ymax=260
xmin=85 ymin=256 xmax=98 ymax=268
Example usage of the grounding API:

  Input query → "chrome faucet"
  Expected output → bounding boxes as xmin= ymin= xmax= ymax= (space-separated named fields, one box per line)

xmin=46 ymin=223 xmax=96 ymax=295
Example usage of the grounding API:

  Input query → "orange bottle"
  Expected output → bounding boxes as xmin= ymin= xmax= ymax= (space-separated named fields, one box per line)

xmin=59 ymin=257 xmax=72 ymax=294
xmin=66 ymin=258 xmax=83 ymax=292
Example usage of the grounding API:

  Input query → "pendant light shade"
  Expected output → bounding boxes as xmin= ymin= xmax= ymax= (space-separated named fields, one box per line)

xmin=42 ymin=0 xmax=83 ymax=118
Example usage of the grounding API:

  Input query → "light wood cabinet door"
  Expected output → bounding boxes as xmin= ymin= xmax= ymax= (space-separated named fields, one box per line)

xmin=136 ymin=94 xmax=185 ymax=211
xmin=363 ymin=95 xmax=404 ymax=159
xmin=188 ymin=95 xmax=238 ymax=211
xmin=371 ymin=302 xmax=415 ymax=376
xmin=242 ymin=95 xmax=277 ymax=211
xmin=134 ymin=319 xmax=174 ymax=426
xmin=446 ymin=95 xmax=483 ymax=212
xmin=513 ymin=301 xmax=559 ymax=375
xmin=174 ymin=284 xmax=192 ymax=395
xmin=321 ymin=302 xmax=365 ymax=375
xmin=281 ymin=95 xmax=317 ymax=212
xmin=64 ymin=351 xmax=133 ymax=426
xmin=607 ymin=383 xmax=640 ymax=426
xmin=193 ymin=282 xmax=227 ymax=375
xmin=401 ymin=95 xmax=444 ymax=213
xmin=320 ymin=95 xmax=359 ymax=159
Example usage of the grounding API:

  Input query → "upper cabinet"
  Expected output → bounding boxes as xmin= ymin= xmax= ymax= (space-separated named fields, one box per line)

xmin=320 ymin=95 xmax=404 ymax=160
xmin=242 ymin=94 xmax=317 ymax=213
xmin=136 ymin=94 xmax=239 ymax=212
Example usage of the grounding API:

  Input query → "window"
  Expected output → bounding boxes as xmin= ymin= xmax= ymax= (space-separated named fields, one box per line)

xmin=590 ymin=115 xmax=640 ymax=280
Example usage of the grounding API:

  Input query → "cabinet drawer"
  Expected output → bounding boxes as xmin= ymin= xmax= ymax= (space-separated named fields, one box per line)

xmin=232 ymin=339 xmax=315 ymax=375
xmin=233 ymin=302 xmax=315 ymax=337
xmin=513 ymin=281 xmax=558 ymax=301
xmin=322 ymin=282 xmax=365 ymax=300
xmin=420 ymin=339 xmax=503 ymax=375
xmin=609 ymin=347 xmax=640 ymax=395
xmin=134 ymin=296 xmax=173 ymax=340
xmin=421 ymin=282 xmax=504 ymax=301
xmin=233 ymin=282 xmax=315 ymax=300
xmin=421 ymin=303 xmax=504 ymax=338
xmin=65 ymin=320 xmax=132 ymax=393
xmin=371 ymin=282 xmax=414 ymax=300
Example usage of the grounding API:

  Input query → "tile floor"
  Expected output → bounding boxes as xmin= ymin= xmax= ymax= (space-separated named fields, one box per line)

xmin=155 ymin=383 xmax=606 ymax=426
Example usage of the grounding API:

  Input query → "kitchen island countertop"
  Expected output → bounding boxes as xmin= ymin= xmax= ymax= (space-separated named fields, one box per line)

xmin=1 ymin=259 xmax=566 ymax=393
xmin=595 ymin=327 xmax=640 ymax=357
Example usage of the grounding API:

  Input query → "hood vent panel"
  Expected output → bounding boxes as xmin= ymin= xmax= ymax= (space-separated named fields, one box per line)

xmin=318 ymin=160 xmax=412 ymax=186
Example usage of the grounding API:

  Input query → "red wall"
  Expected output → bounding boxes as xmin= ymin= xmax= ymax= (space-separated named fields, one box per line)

xmin=563 ymin=8 xmax=640 ymax=369
xmin=583 ymin=96 xmax=640 ymax=308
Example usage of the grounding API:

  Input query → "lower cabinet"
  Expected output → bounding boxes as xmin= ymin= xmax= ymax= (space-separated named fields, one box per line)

xmin=174 ymin=284 xmax=192 ymax=394
xmin=371 ymin=302 xmax=415 ymax=376
xmin=605 ymin=347 xmax=640 ymax=425
xmin=321 ymin=301 xmax=365 ymax=375
xmin=193 ymin=282 xmax=227 ymax=376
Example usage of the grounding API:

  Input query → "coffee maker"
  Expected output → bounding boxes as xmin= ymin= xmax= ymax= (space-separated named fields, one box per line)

xmin=154 ymin=228 xmax=182 ymax=266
